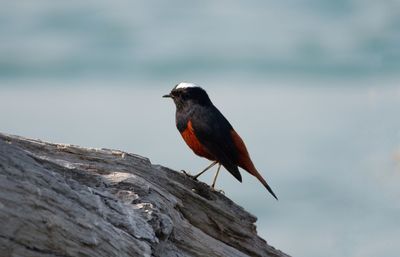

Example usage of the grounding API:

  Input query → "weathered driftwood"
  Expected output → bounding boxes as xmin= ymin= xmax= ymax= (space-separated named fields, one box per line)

xmin=0 ymin=133 xmax=289 ymax=257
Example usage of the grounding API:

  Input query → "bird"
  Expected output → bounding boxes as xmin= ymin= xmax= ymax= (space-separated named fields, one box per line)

xmin=163 ymin=82 xmax=278 ymax=200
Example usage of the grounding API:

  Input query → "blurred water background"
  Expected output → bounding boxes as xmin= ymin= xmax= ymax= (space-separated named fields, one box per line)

xmin=1 ymin=1 xmax=400 ymax=256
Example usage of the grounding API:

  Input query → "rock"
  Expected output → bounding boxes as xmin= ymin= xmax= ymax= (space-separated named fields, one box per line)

xmin=0 ymin=133 xmax=290 ymax=257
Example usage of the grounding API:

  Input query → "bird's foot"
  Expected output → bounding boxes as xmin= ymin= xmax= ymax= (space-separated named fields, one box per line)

xmin=210 ymin=186 xmax=225 ymax=195
xmin=181 ymin=170 xmax=198 ymax=180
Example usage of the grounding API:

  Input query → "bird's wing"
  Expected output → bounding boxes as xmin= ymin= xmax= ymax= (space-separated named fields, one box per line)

xmin=190 ymin=106 xmax=242 ymax=182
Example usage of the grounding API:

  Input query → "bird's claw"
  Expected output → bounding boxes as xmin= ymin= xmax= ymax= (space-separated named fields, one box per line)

xmin=181 ymin=170 xmax=198 ymax=180
xmin=211 ymin=187 xmax=225 ymax=195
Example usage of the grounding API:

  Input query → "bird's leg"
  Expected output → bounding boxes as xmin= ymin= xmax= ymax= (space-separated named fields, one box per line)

xmin=211 ymin=164 xmax=221 ymax=190
xmin=187 ymin=161 xmax=218 ymax=180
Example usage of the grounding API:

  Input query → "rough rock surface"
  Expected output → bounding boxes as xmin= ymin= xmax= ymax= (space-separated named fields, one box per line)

xmin=0 ymin=133 xmax=290 ymax=257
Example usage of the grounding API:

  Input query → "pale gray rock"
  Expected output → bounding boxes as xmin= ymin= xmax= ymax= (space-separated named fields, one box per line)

xmin=0 ymin=133 xmax=290 ymax=257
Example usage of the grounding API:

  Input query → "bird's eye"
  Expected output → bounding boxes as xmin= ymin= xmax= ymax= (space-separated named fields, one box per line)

xmin=173 ymin=91 xmax=183 ymax=97
xmin=180 ymin=91 xmax=188 ymax=99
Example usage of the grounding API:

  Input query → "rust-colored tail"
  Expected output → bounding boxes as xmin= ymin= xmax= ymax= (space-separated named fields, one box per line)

xmin=231 ymin=130 xmax=278 ymax=200
xmin=250 ymin=167 xmax=278 ymax=200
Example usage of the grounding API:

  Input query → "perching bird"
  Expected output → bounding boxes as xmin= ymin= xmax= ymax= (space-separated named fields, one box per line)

xmin=163 ymin=82 xmax=278 ymax=200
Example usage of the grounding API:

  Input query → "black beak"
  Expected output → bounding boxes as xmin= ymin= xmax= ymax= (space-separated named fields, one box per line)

xmin=163 ymin=94 xmax=172 ymax=98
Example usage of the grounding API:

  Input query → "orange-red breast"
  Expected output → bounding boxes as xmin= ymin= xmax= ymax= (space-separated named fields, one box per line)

xmin=164 ymin=82 xmax=278 ymax=200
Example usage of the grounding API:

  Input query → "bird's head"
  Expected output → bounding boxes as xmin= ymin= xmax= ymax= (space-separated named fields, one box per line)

xmin=163 ymin=82 xmax=212 ymax=109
